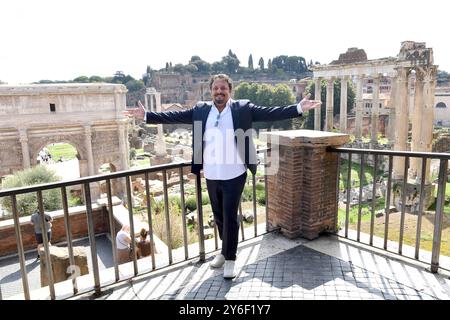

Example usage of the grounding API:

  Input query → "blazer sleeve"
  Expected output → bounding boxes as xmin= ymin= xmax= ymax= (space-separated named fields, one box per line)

xmin=249 ymin=103 xmax=301 ymax=122
xmin=145 ymin=108 xmax=194 ymax=125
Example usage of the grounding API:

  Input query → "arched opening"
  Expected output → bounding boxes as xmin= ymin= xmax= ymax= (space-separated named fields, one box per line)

xmin=37 ymin=142 xmax=81 ymax=179
xmin=36 ymin=142 xmax=83 ymax=206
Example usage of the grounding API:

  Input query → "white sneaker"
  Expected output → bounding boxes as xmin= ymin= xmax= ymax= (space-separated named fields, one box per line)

xmin=210 ymin=254 xmax=225 ymax=268
xmin=223 ymin=260 xmax=237 ymax=279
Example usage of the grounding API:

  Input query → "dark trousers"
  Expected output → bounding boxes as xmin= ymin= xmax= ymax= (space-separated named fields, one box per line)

xmin=206 ymin=172 xmax=247 ymax=261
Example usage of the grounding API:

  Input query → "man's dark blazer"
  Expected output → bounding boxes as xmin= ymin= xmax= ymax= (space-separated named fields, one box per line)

xmin=145 ymin=99 xmax=302 ymax=176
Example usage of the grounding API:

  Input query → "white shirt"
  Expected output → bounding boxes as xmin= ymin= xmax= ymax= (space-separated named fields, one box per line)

xmin=116 ymin=230 xmax=130 ymax=250
xmin=203 ymin=99 xmax=247 ymax=180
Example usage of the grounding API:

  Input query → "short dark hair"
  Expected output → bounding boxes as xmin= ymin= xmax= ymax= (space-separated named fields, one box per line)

xmin=209 ymin=74 xmax=233 ymax=91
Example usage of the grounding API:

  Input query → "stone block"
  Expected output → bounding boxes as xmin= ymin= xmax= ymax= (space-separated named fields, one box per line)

xmin=40 ymin=246 xmax=88 ymax=287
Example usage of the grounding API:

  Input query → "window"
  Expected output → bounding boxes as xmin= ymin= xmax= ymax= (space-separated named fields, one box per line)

xmin=49 ymin=103 xmax=56 ymax=112
xmin=436 ymin=102 xmax=447 ymax=108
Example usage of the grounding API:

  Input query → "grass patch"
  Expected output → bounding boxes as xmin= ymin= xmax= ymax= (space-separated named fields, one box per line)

xmin=47 ymin=143 xmax=77 ymax=160
xmin=339 ymin=159 xmax=384 ymax=190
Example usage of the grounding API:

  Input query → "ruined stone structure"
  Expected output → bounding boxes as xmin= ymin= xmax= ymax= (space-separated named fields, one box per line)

xmin=144 ymin=87 xmax=171 ymax=167
xmin=151 ymin=72 xmax=307 ymax=107
xmin=312 ymin=41 xmax=438 ymax=182
xmin=434 ymin=87 xmax=450 ymax=127
xmin=0 ymin=83 xmax=129 ymax=197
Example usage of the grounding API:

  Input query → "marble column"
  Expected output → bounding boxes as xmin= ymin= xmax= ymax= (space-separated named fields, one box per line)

xmin=370 ymin=75 xmax=380 ymax=145
xmin=393 ymin=67 xmax=410 ymax=180
xmin=118 ymin=121 xmax=129 ymax=170
xmin=154 ymin=92 xmax=166 ymax=156
xmin=19 ymin=128 xmax=31 ymax=168
xmin=387 ymin=76 xmax=397 ymax=145
xmin=83 ymin=124 xmax=100 ymax=199
xmin=325 ymin=78 xmax=334 ymax=131
xmin=339 ymin=77 xmax=348 ymax=132
xmin=410 ymin=67 xmax=437 ymax=182
xmin=355 ymin=75 xmax=364 ymax=140
xmin=84 ymin=125 xmax=95 ymax=176
xmin=314 ymin=78 xmax=322 ymax=131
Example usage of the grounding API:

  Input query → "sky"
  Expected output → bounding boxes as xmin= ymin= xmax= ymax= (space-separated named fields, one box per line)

xmin=1 ymin=0 xmax=450 ymax=84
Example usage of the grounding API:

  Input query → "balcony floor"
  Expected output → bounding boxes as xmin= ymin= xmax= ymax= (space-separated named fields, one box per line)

xmin=69 ymin=232 xmax=450 ymax=300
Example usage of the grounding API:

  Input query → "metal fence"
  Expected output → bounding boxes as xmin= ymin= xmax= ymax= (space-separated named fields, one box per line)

xmin=329 ymin=147 xmax=449 ymax=274
xmin=0 ymin=150 xmax=270 ymax=300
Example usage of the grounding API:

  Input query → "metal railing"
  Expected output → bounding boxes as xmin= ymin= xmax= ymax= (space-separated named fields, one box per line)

xmin=0 ymin=149 xmax=270 ymax=300
xmin=329 ymin=147 xmax=449 ymax=273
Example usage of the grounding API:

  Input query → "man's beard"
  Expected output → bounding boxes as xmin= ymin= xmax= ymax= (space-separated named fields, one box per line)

xmin=214 ymin=95 xmax=225 ymax=104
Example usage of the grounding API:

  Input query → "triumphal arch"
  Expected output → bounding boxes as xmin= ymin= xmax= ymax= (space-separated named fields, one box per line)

xmin=0 ymin=83 xmax=129 ymax=197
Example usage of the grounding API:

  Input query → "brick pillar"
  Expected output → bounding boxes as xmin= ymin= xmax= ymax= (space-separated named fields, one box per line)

xmin=261 ymin=130 xmax=349 ymax=240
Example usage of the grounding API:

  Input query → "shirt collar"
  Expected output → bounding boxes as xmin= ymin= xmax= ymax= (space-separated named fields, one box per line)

xmin=212 ymin=98 xmax=231 ymax=115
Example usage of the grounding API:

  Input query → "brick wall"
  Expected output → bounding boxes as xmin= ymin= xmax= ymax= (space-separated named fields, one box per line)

xmin=263 ymin=130 xmax=349 ymax=240
xmin=0 ymin=206 xmax=110 ymax=257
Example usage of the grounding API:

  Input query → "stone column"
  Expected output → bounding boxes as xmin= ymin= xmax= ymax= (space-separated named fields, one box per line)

xmin=339 ymin=77 xmax=348 ymax=132
xmin=387 ymin=76 xmax=397 ymax=144
xmin=325 ymin=78 xmax=334 ymax=131
xmin=393 ymin=67 xmax=410 ymax=180
xmin=355 ymin=75 xmax=364 ymax=140
xmin=261 ymin=130 xmax=350 ymax=239
xmin=83 ymin=125 xmax=99 ymax=199
xmin=83 ymin=125 xmax=95 ymax=176
xmin=154 ymin=92 xmax=167 ymax=156
xmin=19 ymin=128 xmax=31 ymax=168
xmin=150 ymin=95 xmax=154 ymax=112
xmin=410 ymin=67 xmax=437 ymax=182
xmin=144 ymin=94 xmax=149 ymax=110
xmin=314 ymin=78 xmax=322 ymax=131
xmin=370 ymin=75 xmax=380 ymax=145
xmin=118 ymin=120 xmax=129 ymax=170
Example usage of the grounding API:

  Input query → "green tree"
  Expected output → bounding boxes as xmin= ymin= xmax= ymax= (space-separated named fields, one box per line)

xmin=143 ymin=65 xmax=153 ymax=86
xmin=221 ymin=50 xmax=240 ymax=74
xmin=234 ymin=82 xmax=296 ymax=131
xmin=211 ymin=61 xmax=225 ymax=74
xmin=437 ymin=70 xmax=450 ymax=86
xmin=248 ymin=54 xmax=254 ymax=70
xmin=272 ymin=84 xmax=295 ymax=106
xmin=89 ymin=75 xmax=103 ymax=82
xmin=267 ymin=59 xmax=272 ymax=71
xmin=189 ymin=56 xmax=211 ymax=73
xmin=258 ymin=57 xmax=264 ymax=70
xmin=173 ymin=63 xmax=187 ymax=74
xmin=125 ymin=79 xmax=144 ymax=92
xmin=73 ymin=76 xmax=89 ymax=83
xmin=0 ymin=166 xmax=62 ymax=217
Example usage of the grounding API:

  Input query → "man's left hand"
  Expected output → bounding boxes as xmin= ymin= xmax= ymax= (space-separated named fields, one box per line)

xmin=299 ymin=93 xmax=322 ymax=112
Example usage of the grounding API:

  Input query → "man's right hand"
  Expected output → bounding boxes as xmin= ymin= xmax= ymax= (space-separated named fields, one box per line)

xmin=123 ymin=101 xmax=146 ymax=121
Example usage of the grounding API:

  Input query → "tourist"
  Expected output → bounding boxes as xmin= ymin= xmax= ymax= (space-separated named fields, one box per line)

xmin=115 ymin=224 xmax=133 ymax=264
xmin=123 ymin=73 xmax=321 ymax=279
xmin=136 ymin=228 xmax=155 ymax=258
xmin=30 ymin=209 xmax=53 ymax=260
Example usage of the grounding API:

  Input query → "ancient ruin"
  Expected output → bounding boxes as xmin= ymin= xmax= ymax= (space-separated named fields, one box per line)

xmin=0 ymin=83 xmax=129 ymax=197
xmin=312 ymin=41 xmax=438 ymax=183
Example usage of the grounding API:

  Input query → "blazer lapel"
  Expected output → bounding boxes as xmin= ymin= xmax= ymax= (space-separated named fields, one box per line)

xmin=230 ymin=99 xmax=239 ymax=131
xmin=201 ymin=102 xmax=212 ymax=135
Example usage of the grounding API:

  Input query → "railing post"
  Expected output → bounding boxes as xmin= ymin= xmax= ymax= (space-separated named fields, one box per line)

xmin=431 ymin=159 xmax=448 ymax=273
xmin=195 ymin=174 xmax=206 ymax=262
xmin=261 ymin=130 xmax=350 ymax=239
